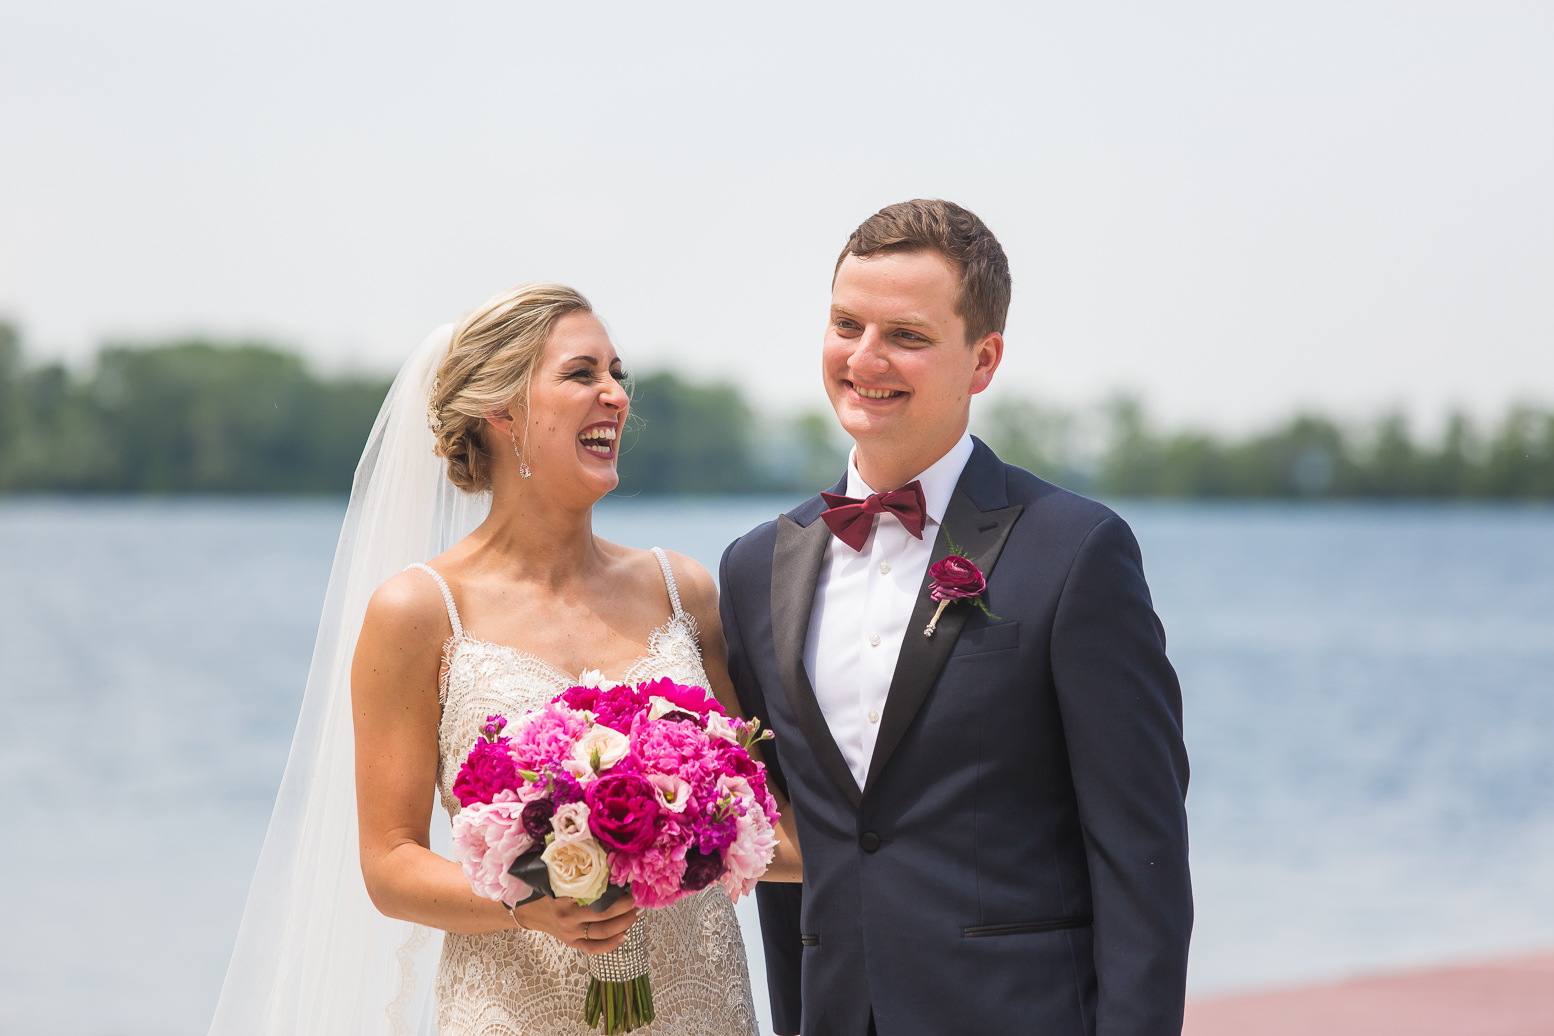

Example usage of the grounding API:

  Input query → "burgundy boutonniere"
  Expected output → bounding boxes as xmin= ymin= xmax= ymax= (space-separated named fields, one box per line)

xmin=923 ymin=538 xmax=1000 ymax=636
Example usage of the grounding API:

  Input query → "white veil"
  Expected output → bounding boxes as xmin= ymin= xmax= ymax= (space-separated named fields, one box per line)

xmin=209 ymin=325 xmax=490 ymax=1035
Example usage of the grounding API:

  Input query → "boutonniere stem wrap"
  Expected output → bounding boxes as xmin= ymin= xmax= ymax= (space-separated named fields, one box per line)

xmin=923 ymin=541 xmax=1000 ymax=636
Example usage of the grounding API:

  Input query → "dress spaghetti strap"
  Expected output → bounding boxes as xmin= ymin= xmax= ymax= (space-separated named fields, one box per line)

xmin=406 ymin=563 xmax=464 ymax=638
xmin=650 ymin=547 xmax=685 ymax=618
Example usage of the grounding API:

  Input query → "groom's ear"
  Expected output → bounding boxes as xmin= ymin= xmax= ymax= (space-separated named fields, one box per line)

xmin=968 ymin=331 xmax=1004 ymax=396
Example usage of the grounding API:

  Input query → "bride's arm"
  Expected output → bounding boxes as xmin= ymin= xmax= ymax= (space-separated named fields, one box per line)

xmin=665 ymin=552 xmax=803 ymax=883
xmin=351 ymin=570 xmax=640 ymax=949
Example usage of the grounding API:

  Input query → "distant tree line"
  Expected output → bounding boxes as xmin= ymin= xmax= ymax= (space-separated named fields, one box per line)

xmin=1 ymin=324 xmax=1550 ymax=498
xmin=0 ymin=326 xmax=845 ymax=496
xmin=975 ymin=397 xmax=1554 ymax=499
xmin=0 ymin=325 xmax=390 ymax=492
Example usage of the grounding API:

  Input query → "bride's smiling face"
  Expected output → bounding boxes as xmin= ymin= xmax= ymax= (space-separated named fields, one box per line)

xmin=500 ymin=312 xmax=629 ymax=499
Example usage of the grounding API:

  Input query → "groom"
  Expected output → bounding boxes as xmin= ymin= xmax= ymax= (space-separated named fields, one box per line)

xmin=719 ymin=199 xmax=1192 ymax=1035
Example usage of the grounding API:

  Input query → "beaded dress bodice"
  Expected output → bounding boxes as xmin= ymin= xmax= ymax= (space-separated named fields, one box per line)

xmin=410 ymin=549 xmax=757 ymax=1036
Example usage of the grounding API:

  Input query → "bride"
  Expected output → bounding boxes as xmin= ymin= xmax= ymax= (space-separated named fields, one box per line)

xmin=209 ymin=283 xmax=798 ymax=1035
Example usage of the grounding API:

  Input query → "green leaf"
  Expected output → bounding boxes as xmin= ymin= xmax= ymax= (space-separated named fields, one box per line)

xmin=943 ymin=532 xmax=974 ymax=561
xmin=973 ymin=595 xmax=1002 ymax=622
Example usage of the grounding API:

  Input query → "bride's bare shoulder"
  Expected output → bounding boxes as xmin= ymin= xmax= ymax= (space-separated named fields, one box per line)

xmin=607 ymin=543 xmax=720 ymax=633
xmin=361 ymin=566 xmax=455 ymax=644
xmin=592 ymin=540 xmax=713 ymax=610
xmin=657 ymin=549 xmax=717 ymax=615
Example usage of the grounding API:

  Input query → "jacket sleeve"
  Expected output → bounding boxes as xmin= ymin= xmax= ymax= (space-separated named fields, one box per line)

xmin=718 ymin=539 xmax=804 ymax=1035
xmin=1049 ymin=515 xmax=1192 ymax=1036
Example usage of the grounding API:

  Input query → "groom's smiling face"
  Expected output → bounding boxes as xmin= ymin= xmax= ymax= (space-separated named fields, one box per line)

xmin=824 ymin=249 xmax=1002 ymax=486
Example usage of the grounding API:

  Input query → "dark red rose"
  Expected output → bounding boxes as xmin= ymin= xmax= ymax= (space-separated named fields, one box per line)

xmin=680 ymin=849 xmax=726 ymax=891
xmin=452 ymin=740 xmax=519 ymax=807
xmin=585 ymin=773 xmax=661 ymax=853
xmin=928 ymin=555 xmax=986 ymax=601
xmin=521 ymin=798 xmax=555 ymax=838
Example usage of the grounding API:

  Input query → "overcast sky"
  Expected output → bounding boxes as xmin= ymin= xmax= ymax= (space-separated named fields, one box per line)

xmin=2 ymin=1 xmax=1550 ymax=432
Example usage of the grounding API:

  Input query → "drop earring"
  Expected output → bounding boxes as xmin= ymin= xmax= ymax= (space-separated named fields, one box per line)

xmin=511 ymin=430 xmax=531 ymax=478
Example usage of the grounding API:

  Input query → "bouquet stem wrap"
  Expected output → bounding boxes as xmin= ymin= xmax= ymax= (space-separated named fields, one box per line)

xmin=583 ymin=922 xmax=654 ymax=1034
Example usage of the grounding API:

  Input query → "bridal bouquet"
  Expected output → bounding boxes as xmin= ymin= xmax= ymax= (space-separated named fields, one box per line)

xmin=448 ymin=676 xmax=780 ymax=1034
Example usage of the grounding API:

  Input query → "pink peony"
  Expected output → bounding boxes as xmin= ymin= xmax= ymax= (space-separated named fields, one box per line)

xmin=450 ymin=799 xmax=535 ymax=905
xmin=562 ymin=682 xmax=648 ymax=733
xmin=720 ymin=795 xmax=777 ymax=903
xmin=636 ymin=677 xmax=723 ymax=717
xmin=631 ymin=714 xmax=719 ymax=792
xmin=515 ymin=779 xmax=551 ymax=805
xmin=610 ymin=837 xmax=690 ymax=909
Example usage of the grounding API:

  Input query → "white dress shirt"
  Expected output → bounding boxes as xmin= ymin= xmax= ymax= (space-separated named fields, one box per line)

xmin=803 ymin=432 xmax=976 ymax=790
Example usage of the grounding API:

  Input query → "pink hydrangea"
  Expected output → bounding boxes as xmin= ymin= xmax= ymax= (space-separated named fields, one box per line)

xmin=450 ymin=799 xmax=535 ymax=905
xmin=505 ymin=702 xmax=591 ymax=774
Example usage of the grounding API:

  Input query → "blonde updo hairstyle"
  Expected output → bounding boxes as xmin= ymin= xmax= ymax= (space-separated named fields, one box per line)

xmin=428 ymin=282 xmax=593 ymax=493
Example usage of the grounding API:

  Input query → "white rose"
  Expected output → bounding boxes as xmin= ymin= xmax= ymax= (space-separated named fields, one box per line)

xmin=576 ymin=669 xmax=618 ymax=690
xmin=542 ymin=835 xmax=611 ymax=902
xmin=551 ymin=801 xmax=593 ymax=844
xmin=571 ymin=723 xmax=630 ymax=775
xmin=647 ymin=695 xmax=686 ymax=721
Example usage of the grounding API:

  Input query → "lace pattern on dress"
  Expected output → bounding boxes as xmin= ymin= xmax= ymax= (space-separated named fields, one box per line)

xmin=408 ymin=552 xmax=756 ymax=1036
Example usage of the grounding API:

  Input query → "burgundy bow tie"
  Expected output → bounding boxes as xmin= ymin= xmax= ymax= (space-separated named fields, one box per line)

xmin=819 ymin=481 xmax=927 ymax=551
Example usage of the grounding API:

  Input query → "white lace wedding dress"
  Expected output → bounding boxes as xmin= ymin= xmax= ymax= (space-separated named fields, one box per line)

xmin=409 ymin=548 xmax=759 ymax=1036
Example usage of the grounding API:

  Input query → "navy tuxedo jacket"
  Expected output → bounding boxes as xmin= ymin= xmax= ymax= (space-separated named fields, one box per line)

xmin=719 ymin=439 xmax=1192 ymax=1036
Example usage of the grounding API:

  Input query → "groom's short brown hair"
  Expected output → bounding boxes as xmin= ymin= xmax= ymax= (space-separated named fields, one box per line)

xmin=835 ymin=198 xmax=1012 ymax=345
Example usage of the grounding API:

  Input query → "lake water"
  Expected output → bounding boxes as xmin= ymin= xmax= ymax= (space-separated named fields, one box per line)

xmin=2 ymin=497 xmax=1552 ymax=1035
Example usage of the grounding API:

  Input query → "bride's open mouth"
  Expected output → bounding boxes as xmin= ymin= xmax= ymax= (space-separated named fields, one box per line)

xmin=578 ymin=422 xmax=618 ymax=460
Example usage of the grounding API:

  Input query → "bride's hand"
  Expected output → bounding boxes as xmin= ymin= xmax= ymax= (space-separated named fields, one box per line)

xmin=513 ymin=892 xmax=640 ymax=955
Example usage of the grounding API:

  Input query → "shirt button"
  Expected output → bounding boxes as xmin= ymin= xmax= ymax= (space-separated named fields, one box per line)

xmin=878 ymin=561 xmax=891 ymax=574
xmin=869 ymin=633 xmax=881 ymax=647
xmin=867 ymin=708 xmax=880 ymax=724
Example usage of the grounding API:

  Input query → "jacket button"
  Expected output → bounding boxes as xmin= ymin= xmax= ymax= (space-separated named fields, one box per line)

xmin=860 ymin=832 xmax=881 ymax=852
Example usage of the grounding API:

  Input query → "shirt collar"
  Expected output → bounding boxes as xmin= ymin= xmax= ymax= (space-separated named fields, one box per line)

xmin=845 ymin=431 xmax=975 ymax=527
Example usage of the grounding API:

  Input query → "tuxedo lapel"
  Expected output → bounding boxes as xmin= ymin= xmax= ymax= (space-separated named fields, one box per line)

xmin=862 ymin=483 xmax=1023 ymax=797
xmin=771 ymin=511 xmax=864 ymax=810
